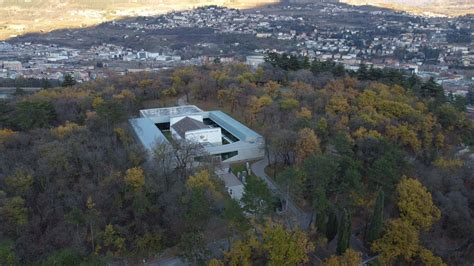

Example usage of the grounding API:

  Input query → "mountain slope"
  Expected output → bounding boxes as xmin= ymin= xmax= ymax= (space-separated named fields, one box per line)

xmin=341 ymin=0 xmax=473 ymax=16
xmin=0 ymin=0 xmax=278 ymax=40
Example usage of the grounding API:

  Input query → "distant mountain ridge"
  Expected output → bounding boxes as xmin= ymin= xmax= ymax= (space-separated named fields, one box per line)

xmin=0 ymin=0 xmax=471 ymax=40
xmin=341 ymin=0 xmax=473 ymax=16
xmin=0 ymin=0 xmax=278 ymax=40
xmin=0 ymin=0 xmax=276 ymax=8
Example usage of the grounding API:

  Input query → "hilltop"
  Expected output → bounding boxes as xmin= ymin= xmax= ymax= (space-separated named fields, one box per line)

xmin=1 ymin=0 xmax=473 ymax=40
xmin=0 ymin=0 xmax=278 ymax=40
xmin=342 ymin=0 xmax=474 ymax=17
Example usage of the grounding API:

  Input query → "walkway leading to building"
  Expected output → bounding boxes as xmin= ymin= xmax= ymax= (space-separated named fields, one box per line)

xmin=251 ymin=158 xmax=313 ymax=229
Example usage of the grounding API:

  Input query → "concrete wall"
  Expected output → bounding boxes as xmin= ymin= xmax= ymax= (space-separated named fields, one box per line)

xmin=205 ymin=139 xmax=265 ymax=163
xmin=185 ymin=128 xmax=222 ymax=144
xmin=170 ymin=127 xmax=182 ymax=141
xmin=228 ymin=184 xmax=244 ymax=201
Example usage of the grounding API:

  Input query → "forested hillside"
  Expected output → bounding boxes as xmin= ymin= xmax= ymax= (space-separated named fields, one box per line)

xmin=0 ymin=57 xmax=473 ymax=265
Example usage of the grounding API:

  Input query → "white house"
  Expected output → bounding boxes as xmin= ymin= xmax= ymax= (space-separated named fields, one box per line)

xmin=170 ymin=116 xmax=222 ymax=145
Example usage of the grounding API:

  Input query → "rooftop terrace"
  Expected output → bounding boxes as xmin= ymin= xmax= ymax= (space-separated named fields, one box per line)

xmin=140 ymin=105 xmax=203 ymax=118
xmin=129 ymin=117 xmax=168 ymax=152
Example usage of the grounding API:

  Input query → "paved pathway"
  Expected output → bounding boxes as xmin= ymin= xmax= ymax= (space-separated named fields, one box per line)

xmin=251 ymin=158 xmax=313 ymax=229
xmin=177 ymin=95 xmax=188 ymax=106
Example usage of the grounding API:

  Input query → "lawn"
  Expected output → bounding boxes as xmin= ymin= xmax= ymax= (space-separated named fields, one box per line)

xmin=230 ymin=163 xmax=248 ymax=177
xmin=162 ymin=130 xmax=172 ymax=141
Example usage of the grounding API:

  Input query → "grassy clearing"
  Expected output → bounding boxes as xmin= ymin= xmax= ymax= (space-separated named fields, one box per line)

xmin=230 ymin=163 xmax=247 ymax=177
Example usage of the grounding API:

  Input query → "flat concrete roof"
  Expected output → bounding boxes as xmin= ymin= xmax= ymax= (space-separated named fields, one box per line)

xmin=129 ymin=117 xmax=168 ymax=152
xmin=209 ymin=111 xmax=263 ymax=143
xmin=140 ymin=105 xmax=203 ymax=118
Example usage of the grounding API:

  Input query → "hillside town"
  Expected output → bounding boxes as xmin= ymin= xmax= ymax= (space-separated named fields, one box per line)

xmin=1 ymin=1 xmax=474 ymax=266
xmin=1 ymin=2 xmax=473 ymax=97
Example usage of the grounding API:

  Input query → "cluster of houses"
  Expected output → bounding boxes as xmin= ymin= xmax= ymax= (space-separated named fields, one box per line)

xmin=0 ymin=3 xmax=472 ymax=95
xmin=0 ymin=41 xmax=183 ymax=82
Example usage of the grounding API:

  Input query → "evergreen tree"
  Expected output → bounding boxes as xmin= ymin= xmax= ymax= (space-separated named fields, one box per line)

xmin=315 ymin=211 xmax=327 ymax=235
xmin=449 ymin=94 xmax=468 ymax=112
xmin=42 ymin=78 xmax=51 ymax=89
xmin=467 ymin=87 xmax=474 ymax=106
xmin=14 ymin=100 xmax=56 ymax=130
xmin=357 ymin=64 xmax=369 ymax=80
xmin=326 ymin=209 xmax=338 ymax=242
xmin=241 ymin=174 xmax=273 ymax=220
xmin=337 ymin=209 xmax=352 ymax=255
xmin=288 ymin=55 xmax=300 ymax=71
xmin=332 ymin=64 xmax=346 ymax=77
xmin=366 ymin=190 xmax=384 ymax=244
xmin=420 ymin=77 xmax=445 ymax=102
xmin=62 ymin=73 xmax=76 ymax=87
xmin=407 ymin=73 xmax=422 ymax=94
xmin=264 ymin=52 xmax=280 ymax=67
xmin=301 ymin=56 xmax=311 ymax=69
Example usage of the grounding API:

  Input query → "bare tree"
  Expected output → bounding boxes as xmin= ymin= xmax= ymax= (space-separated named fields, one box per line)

xmin=170 ymin=139 xmax=207 ymax=182
xmin=152 ymin=142 xmax=175 ymax=190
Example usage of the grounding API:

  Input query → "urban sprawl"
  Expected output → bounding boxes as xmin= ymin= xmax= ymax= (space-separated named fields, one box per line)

xmin=0 ymin=2 xmax=473 ymax=97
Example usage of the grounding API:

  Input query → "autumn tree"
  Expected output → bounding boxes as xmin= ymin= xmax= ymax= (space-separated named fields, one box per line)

xmin=186 ymin=170 xmax=217 ymax=193
xmin=322 ymin=249 xmax=362 ymax=266
xmin=396 ymin=177 xmax=441 ymax=230
xmin=371 ymin=219 xmax=420 ymax=264
xmin=208 ymin=258 xmax=224 ymax=266
xmin=171 ymin=67 xmax=197 ymax=102
xmin=295 ymin=128 xmax=321 ymax=165
xmin=263 ymin=223 xmax=315 ymax=266
xmin=100 ymin=224 xmax=126 ymax=257
xmin=124 ymin=167 xmax=145 ymax=191
xmin=4 ymin=169 xmax=33 ymax=196
xmin=249 ymin=95 xmax=273 ymax=124
xmin=224 ymin=239 xmax=256 ymax=266
xmin=296 ymin=107 xmax=312 ymax=121
xmin=217 ymin=88 xmax=241 ymax=113
xmin=183 ymin=170 xmax=222 ymax=232
xmin=0 ymin=196 xmax=28 ymax=234
xmin=372 ymin=178 xmax=445 ymax=265
xmin=418 ymin=248 xmax=446 ymax=266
